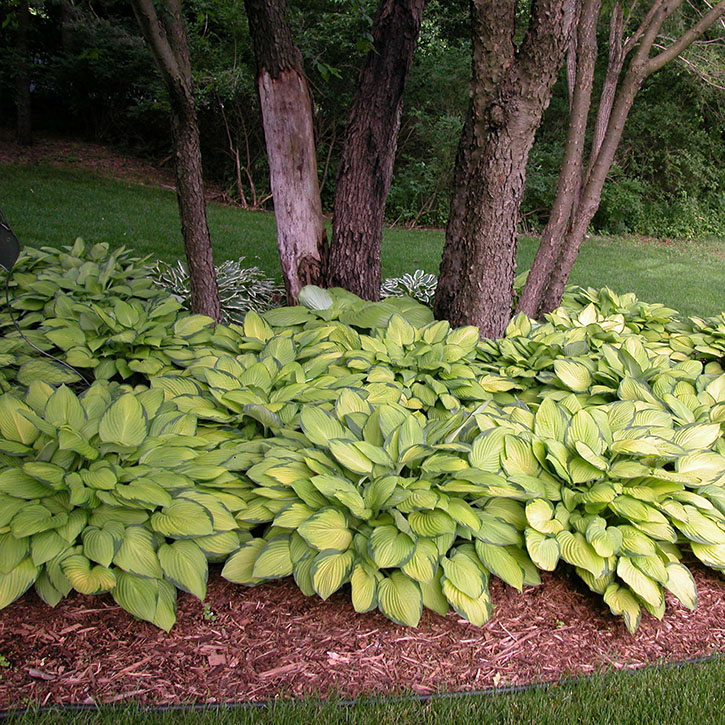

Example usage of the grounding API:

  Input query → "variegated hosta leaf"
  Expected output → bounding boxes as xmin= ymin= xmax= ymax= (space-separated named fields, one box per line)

xmin=98 ymin=394 xmax=148 ymax=447
xmin=377 ymin=571 xmax=422 ymax=627
xmin=112 ymin=571 xmax=176 ymax=632
xmin=158 ymin=540 xmax=208 ymax=600
xmin=311 ymin=549 xmax=355 ymax=600
xmin=61 ymin=554 xmax=116 ymax=595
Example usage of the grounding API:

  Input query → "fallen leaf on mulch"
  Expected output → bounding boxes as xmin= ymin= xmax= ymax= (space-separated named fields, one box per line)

xmin=1 ymin=564 xmax=724 ymax=710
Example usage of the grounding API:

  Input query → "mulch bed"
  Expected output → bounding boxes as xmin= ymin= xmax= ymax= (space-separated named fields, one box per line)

xmin=1 ymin=565 xmax=724 ymax=710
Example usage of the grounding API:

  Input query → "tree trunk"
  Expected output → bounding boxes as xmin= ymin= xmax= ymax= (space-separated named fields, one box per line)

xmin=244 ymin=0 xmax=327 ymax=304
xmin=538 ymin=0 xmax=725 ymax=314
xmin=326 ymin=0 xmax=427 ymax=300
xmin=15 ymin=0 xmax=32 ymax=146
xmin=131 ymin=0 xmax=221 ymax=321
xmin=433 ymin=0 xmax=576 ymax=339
xmin=517 ymin=0 xmax=601 ymax=318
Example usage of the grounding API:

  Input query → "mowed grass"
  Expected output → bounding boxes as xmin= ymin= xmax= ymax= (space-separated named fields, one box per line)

xmin=5 ymin=658 xmax=725 ymax=724
xmin=1 ymin=163 xmax=724 ymax=317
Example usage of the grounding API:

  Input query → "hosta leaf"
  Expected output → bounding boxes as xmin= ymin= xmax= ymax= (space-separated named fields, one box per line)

xmin=0 ymin=532 xmax=29 ymax=574
xmin=441 ymin=578 xmax=492 ymax=627
xmin=556 ymin=531 xmax=607 ymax=577
xmin=253 ymin=536 xmax=293 ymax=579
xmin=0 ymin=395 xmax=39 ymax=446
xmin=16 ymin=360 xmax=80 ymax=387
xmin=0 ymin=469 xmax=53 ymax=499
xmin=441 ymin=551 xmax=487 ymax=599
xmin=408 ymin=510 xmax=455 ymax=537
xmin=554 ymin=359 xmax=592 ymax=392
xmin=82 ymin=526 xmax=121 ymax=568
xmin=300 ymin=407 xmax=348 ymax=448
xmin=115 ymin=479 xmax=173 ymax=509
xmin=150 ymin=500 xmax=214 ymax=538
xmin=663 ymin=562 xmax=697 ymax=610
xmin=273 ymin=502 xmax=316 ymax=529
xmin=525 ymin=499 xmax=562 ymax=535
xmin=30 ymin=530 xmax=68 ymax=567
xmin=112 ymin=571 xmax=177 ymax=631
xmin=377 ymin=571 xmax=422 ymax=626
xmin=113 ymin=526 xmax=162 ymax=579
xmin=298 ymin=508 xmax=352 ymax=552
xmin=475 ymin=514 xmax=522 ymax=547
xmin=632 ymin=554 xmax=668 ymax=584
xmin=44 ymin=386 xmax=86 ymax=430
xmin=99 ymin=394 xmax=147 ymax=448
xmin=158 ymin=540 xmax=208 ymax=600
xmin=0 ymin=557 xmax=39 ymax=608
xmin=311 ymin=549 xmax=355 ymax=599
xmin=10 ymin=504 xmax=60 ymax=537
xmin=61 ymin=554 xmax=116 ymax=595
xmin=369 ymin=525 xmax=415 ymax=568
xmin=363 ymin=476 xmax=398 ymax=510
xmin=34 ymin=570 xmax=65 ymax=608
xmin=469 ymin=429 xmax=506 ymax=471
xmin=566 ymin=410 xmax=603 ymax=453
xmin=525 ymin=529 xmax=560 ymax=571
xmin=350 ymin=563 xmax=378 ymax=612
xmin=534 ymin=398 xmax=567 ymax=440
xmin=194 ymin=531 xmax=241 ymax=560
xmin=585 ymin=517 xmax=622 ymax=557
xmin=221 ymin=538 xmax=265 ymax=584
xmin=446 ymin=498 xmax=481 ymax=530
xmin=475 ymin=540 xmax=524 ymax=591
xmin=328 ymin=440 xmax=374 ymax=475
xmin=603 ymin=583 xmax=641 ymax=633
xmin=673 ymin=423 xmax=721 ymax=451
xmin=401 ymin=538 xmax=439 ymax=583
xmin=616 ymin=556 xmax=663 ymax=609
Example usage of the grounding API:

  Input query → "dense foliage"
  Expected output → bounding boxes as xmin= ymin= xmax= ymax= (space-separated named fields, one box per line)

xmin=1 ymin=0 xmax=722 ymax=238
xmin=0 ymin=241 xmax=724 ymax=632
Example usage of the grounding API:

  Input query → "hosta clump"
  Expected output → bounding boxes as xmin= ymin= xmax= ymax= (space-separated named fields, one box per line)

xmin=0 ymin=381 xmax=256 ymax=630
xmin=380 ymin=270 xmax=438 ymax=306
xmin=0 ymin=238 xmax=164 ymax=335
xmin=222 ymin=397 xmax=543 ymax=627
xmin=148 ymin=258 xmax=283 ymax=324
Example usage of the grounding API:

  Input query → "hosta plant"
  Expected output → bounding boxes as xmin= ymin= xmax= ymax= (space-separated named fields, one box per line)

xmin=147 ymin=257 xmax=283 ymax=324
xmin=380 ymin=270 xmax=438 ymax=306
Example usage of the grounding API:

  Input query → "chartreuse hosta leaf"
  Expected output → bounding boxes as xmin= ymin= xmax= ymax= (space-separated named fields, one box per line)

xmin=112 ymin=571 xmax=177 ymax=632
xmin=377 ymin=571 xmax=422 ymax=627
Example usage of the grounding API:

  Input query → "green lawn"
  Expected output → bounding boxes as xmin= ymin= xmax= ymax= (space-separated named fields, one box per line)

xmin=1 ymin=163 xmax=723 ymax=317
xmin=5 ymin=658 xmax=725 ymax=724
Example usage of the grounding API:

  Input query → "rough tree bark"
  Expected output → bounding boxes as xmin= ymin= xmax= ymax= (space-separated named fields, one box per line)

xmin=532 ymin=0 xmax=725 ymax=315
xmin=15 ymin=0 xmax=32 ymax=146
xmin=244 ymin=0 xmax=327 ymax=304
xmin=131 ymin=0 xmax=221 ymax=321
xmin=326 ymin=0 xmax=427 ymax=300
xmin=433 ymin=0 xmax=577 ymax=339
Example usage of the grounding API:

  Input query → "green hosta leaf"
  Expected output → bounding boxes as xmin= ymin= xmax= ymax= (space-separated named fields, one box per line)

xmin=82 ymin=525 xmax=122 ymax=567
xmin=446 ymin=498 xmax=481 ymax=530
xmin=45 ymin=386 xmax=86 ymax=430
xmin=99 ymin=394 xmax=147 ymax=447
xmin=328 ymin=440 xmax=374 ymax=475
xmin=158 ymin=540 xmax=208 ymax=600
xmin=300 ymin=407 xmax=348 ymax=448
xmin=369 ymin=525 xmax=415 ymax=568
xmin=10 ymin=504 xmax=60 ymax=537
xmin=30 ymin=530 xmax=69 ymax=567
xmin=401 ymin=538 xmax=439 ymax=583
xmin=174 ymin=314 xmax=214 ymax=338
xmin=441 ymin=578 xmax=492 ymax=626
xmin=311 ymin=549 xmax=355 ymax=599
xmin=616 ymin=556 xmax=663 ymax=609
xmin=293 ymin=557 xmax=315 ymax=596
xmin=61 ymin=554 xmax=116 ymax=595
xmin=556 ymin=531 xmax=607 ymax=577
xmin=298 ymin=285 xmax=333 ymax=311
xmin=350 ymin=563 xmax=378 ymax=612
xmin=475 ymin=540 xmax=524 ymax=591
xmin=243 ymin=310 xmax=273 ymax=342
xmin=252 ymin=536 xmax=293 ymax=579
xmin=632 ymin=553 xmax=668 ymax=584
xmin=298 ymin=508 xmax=352 ymax=552
xmin=534 ymin=398 xmax=568 ymax=440
xmin=0 ymin=557 xmax=39 ymax=608
xmin=113 ymin=526 xmax=162 ymax=579
xmin=0 ymin=395 xmax=39 ymax=446
xmin=469 ymin=429 xmax=506 ymax=471
xmin=221 ymin=538 xmax=265 ymax=584
xmin=408 ymin=510 xmax=455 ymax=537
xmin=441 ymin=550 xmax=487 ymax=599
xmin=112 ymin=571 xmax=176 ymax=631
xmin=585 ymin=517 xmax=622 ymax=558
xmin=115 ymin=479 xmax=173 ymax=509
xmin=385 ymin=314 xmax=416 ymax=347
xmin=23 ymin=462 xmax=64 ymax=488
xmin=377 ymin=571 xmax=422 ymax=626
xmin=150 ymin=500 xmax=214 ymax=538
xmin=603 ymin=583 xmax=641 ymax=633
xmin=420 ymin=573 xmax=450 ymax=616
xmin=663 ymin=562 xmax=697 ymax=610
xmin=554 ymin=359 xmax=592 ymax=392
xmin=525 ymin=529 xmax=560 ymax=571
xmin=16 ymin=360 xmax=81 ymax=387
xmin=274 ymin=502 xmax=316 ymax=529
xmin=34 ymin=570 xmax=65 ymax=607
xmin=364 ymin=476 xmax=398 ymax=510
xmin=475 ymin=514 xmax=522 ymax=547
xmin=525 ymin=499 xmax=562 ymax=535
xmin=0 ymin=532 xmax=29 ymax=574
xmin=195 ymin=531 xmax=241 ymax=560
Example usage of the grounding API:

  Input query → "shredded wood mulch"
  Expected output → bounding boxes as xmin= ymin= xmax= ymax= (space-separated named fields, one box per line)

xmin=1 ymin=564 xmax=724 ymax=710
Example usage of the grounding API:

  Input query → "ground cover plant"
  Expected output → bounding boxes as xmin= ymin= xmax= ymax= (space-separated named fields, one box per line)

xmin=1 ymin=240 xmax=724 ymax=636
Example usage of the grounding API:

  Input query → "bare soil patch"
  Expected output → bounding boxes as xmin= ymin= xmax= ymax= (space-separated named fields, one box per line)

xmin=1 ymin=565 xmax=724 ymax=710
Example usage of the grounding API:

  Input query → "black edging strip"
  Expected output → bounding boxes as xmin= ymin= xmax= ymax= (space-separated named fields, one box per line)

xmin=0 ymin=653 xmax=721 ymax=719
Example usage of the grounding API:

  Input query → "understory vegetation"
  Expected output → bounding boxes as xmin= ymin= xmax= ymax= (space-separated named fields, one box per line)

xmin=0 ymin=239 xmax=724 ymax=634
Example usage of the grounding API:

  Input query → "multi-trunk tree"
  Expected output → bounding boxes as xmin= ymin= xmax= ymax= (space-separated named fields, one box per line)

xmin=131 ymin=0 xmax=222 ymax=321
xmin=518 ymin=0 xmax=725 ymax=319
